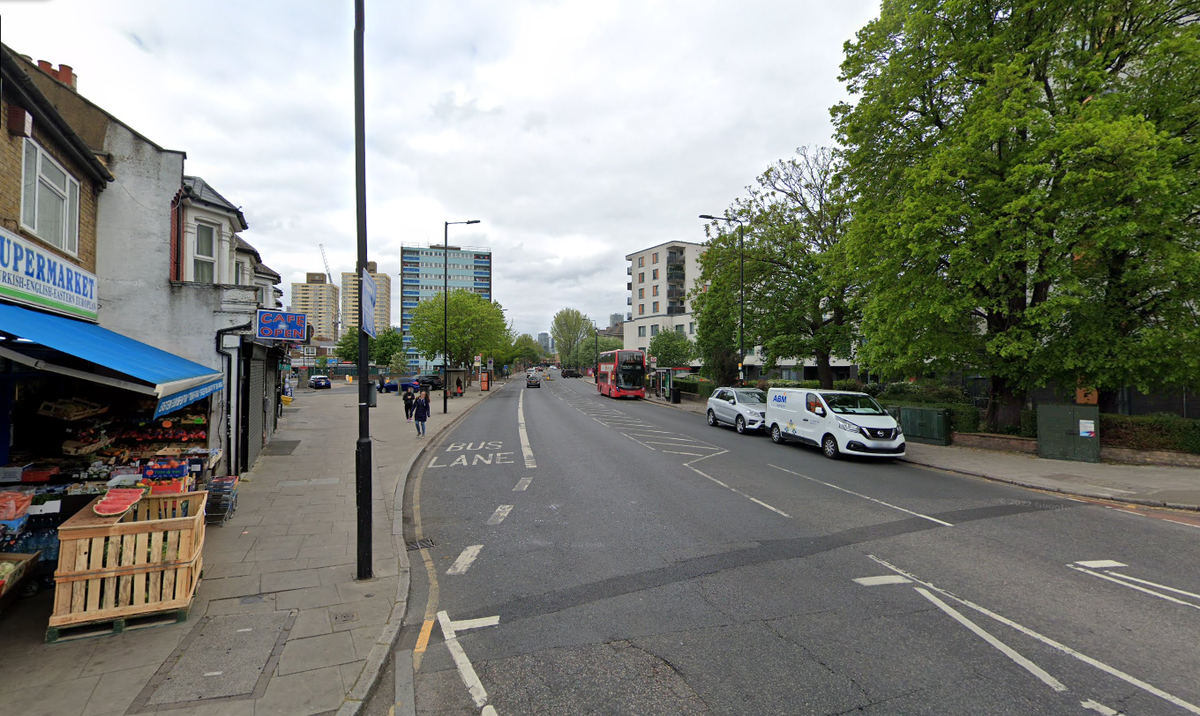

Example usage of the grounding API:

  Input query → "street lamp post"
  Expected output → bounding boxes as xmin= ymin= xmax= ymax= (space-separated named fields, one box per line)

xmin=699 ymin=214 xmax=746 ymax=385
xmin=444 ymin=219 xmax=480 ymax=414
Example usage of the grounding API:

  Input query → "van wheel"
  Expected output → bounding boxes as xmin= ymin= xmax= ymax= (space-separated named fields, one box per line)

xmin=735 ymin=416 xmax=747 ymax=434
xmin=822 ymin=434 xmax=841 ymax=460
xmin=771 ymin=424 xmax=785 ymax=444
xmin=707 ymin=410 xmax=718 ymax=427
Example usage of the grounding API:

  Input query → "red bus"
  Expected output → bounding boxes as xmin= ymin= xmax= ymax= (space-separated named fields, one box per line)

xmin=597 ymin=349 xmax=646 ymax=398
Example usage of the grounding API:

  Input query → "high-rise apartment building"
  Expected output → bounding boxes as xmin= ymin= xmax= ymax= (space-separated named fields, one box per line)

xmin=340 ymin=261 xmax=392 ymax=336
xmin=609 ymin=313 xmax=624 ymax=329
xmin=537 ymin=332 xmax=551 ymax=353
xmin=624 ymin=241 xmax=705 ymax=356
xmin=291 ymin=273 xmax=340 ymax=341
xmin=399 ymin=243 xmax=492 ymax=372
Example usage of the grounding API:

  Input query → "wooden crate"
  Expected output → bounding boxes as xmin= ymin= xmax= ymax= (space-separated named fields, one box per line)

xmin=49 ymin=491 xmax=206 ymax=631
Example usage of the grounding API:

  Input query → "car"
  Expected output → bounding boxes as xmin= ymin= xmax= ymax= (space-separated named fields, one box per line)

xmin=376 ymin=378 xmax=398 ymax=393
xmin=416 ymin=374 xmax=444 ymax=391
xmin=308 ymin=375 xmax=332 ymax=389
xmin=561 ymin=368 xmax=581 ymax=378
xmin=526 ymin=373 xmax=542 ymax=388
xmin=765 ymin=388 xmax=905 ymax=459
xmin=706 ymin=387 xmax=768 ymax=434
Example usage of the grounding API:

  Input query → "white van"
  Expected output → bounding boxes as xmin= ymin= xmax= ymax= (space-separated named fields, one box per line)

xmin=765 ymin=389 xmax=905 ymax=459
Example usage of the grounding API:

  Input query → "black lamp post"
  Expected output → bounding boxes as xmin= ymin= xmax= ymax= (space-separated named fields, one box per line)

xmin=444 ymin=219 xmax=480 ymax=414
xmin=353 ymin=0 xmax=372 ymax=580
xmin=699 ymin=214 xmax=746 ymax=384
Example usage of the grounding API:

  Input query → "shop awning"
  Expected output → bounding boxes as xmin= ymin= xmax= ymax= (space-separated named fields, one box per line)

xmin=0 ymin=302 xmax=223 ymax=418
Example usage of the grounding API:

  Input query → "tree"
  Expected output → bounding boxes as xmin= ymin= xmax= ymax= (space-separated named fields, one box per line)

xmin=550 ymin=308 xmax=592 ymax=365
xmin=408 ymin=290 xmax=508 ymax=381
xmin=509 ymin=333 xmax=544 ymax=368
xmin=691 ymin=276 xmax=740 ymax=386
xmin=568 ymin=335 xmax=623 ymax=370
xmin=315 ymin=355 xmax=330 ymax=372
xmin=647 ymin=329 xmax=696 ymax=369
xmin=333 ymin=330 xmax=360 ymax=363
xmin=835 ymin=0 xmax=1200 ymax=427
xmin=370 ymin=328 xmax=404 ymax=368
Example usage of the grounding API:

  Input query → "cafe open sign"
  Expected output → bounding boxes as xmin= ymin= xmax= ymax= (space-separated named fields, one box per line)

xmin=256 ymin=309 xmax=307 ymax=341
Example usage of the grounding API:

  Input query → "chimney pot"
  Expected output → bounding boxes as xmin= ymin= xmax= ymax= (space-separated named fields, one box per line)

xmin=58 ymin=64 xmax=76 ymax=89
xmin=37 ymin=60 xmax=52 ymax=72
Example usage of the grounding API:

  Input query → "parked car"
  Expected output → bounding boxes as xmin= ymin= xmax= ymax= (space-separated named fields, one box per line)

xmin=417 ymin=374 xmax=444 ymax=391
xmin=376 ymin=378 xmax=398 ymax=393
xmin=308 ymin=375 xmax=332 ymax=389
xmin=560 ymin=368 xmax=581 ymax=378
xmin=526 ymin=373 xmax=542 ymax=388
xmin=764 ymin=388 xmax=905 ymax=459
xmin=706 ymin=387 xmax=768 ymax=434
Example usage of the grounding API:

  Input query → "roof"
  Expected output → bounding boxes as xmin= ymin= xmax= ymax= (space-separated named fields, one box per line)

xmin=233 ymin=236 xmax=281 ymax=282
xmin=183 ymin=175 xmax=248 ymax=230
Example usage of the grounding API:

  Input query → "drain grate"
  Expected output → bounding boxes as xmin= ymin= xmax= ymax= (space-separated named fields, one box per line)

xmin=261 ymin=439 xmax=301 ymax=456
xmin=405 ymin=538 xmax=434 ymax=551
xmin=331 ymin=610 xmax=358 ymax=625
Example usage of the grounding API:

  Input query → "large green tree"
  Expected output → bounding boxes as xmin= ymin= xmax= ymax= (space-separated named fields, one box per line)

xmin=836 ymin=0 xmax=1200 ymax=426
xmin=509 ymin=333 xmax=544 ymax=369
xmin=647 ymin=329 xmax=696 ymax=369
xmin=408 ymin=290 xmax=508 ymax=379
xmin=567 ymin=335 xmax=623 ymax=370
xmin=550 ymin=308 xmax=592 ymax=364
xmin=691 ymin=276 xmax=740 ymax=386
xmin=332 ymin=327 xmax=405 ymax=367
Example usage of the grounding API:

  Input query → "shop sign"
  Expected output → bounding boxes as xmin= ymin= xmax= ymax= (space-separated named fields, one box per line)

xmin=0 ymin=226 xmax=98 ymax=321
xmin=361 ymin=268 xmax=377 ymax=338
xmin=155 ymin=378 xmax=224 ymax=419
xmin=256 ymin=309 xmax=308 ymax=341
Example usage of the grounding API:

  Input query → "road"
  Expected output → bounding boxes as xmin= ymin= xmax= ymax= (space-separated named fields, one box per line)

xmin=376 ymin=369 xmax=1200 ymax=715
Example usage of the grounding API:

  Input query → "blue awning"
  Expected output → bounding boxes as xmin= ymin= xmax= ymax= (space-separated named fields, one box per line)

xmin=0 ymin=302 xmax=223 ymax=417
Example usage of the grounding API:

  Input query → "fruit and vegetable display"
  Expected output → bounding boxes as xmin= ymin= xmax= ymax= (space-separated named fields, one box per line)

xmin=92 ymin=488 xmax=145 ymax=517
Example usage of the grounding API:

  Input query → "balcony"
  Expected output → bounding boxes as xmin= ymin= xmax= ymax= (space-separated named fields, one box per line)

xmin=666 ymin=254 xmax=685 ymax=266
xmin=667 ymin=287 xmax=686 ymax=300
xmin=666 ymin=269 xmax=686 ymax=283
xmin=627 ymin=282 xmax=632 ymax=290
xmin=627 ymin=266 xmax=632 ymax=275
xmin=667 ymin=306 xmax=688 ymax=316
xmin=626 ymin=312 xmax=632 ymax=322
xmin=627 ymin=297 xmax=633 ymax=305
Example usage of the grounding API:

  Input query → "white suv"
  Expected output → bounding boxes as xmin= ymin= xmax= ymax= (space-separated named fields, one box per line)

xmin=706 ymin=387 xmax=768 ymax=434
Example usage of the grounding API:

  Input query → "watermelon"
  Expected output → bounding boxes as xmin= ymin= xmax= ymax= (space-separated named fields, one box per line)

xmin=93 ymin=488 xmax=145 ymax=517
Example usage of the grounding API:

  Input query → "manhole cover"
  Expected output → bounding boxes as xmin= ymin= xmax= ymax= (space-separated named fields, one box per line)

xmin=130 ymin=612 xmax=293 ymax=711
xmin=331 ymin=611 xmax=358 ymax=625
xmin=406 ymin=538 xmax=434 ymax=551
xmin=261 ymin=440 xmax=301 ymax=456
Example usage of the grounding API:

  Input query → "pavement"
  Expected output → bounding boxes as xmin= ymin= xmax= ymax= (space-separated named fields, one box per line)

xmin=0 ymin=377 xmax=501 ymax=716
xmin=637 ymin=386 xmax=1200 ymax=511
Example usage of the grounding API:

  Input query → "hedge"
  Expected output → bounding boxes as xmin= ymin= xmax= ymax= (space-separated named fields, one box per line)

xmin=1099 ymin=413 xmax=1200 ymax=454
xmin=674 ymin=378 xmax=716 ymax=399
xmin=885 ymin=402 xmax=981 ymax=434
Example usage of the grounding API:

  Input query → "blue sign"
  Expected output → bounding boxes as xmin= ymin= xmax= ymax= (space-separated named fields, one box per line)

xmin=256 ymin=309 xmax=307 ymax=341
xmin=361 ymin=269 xmax=377 ymax=338
xmin=155 ymin=378 xmax=224 ymax=418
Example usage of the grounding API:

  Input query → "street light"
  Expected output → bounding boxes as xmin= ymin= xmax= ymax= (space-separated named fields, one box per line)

xmin=699 ymin=214 xmax=746 ymax=385
xmin=444 ymin=219 xmax=481 ymax=414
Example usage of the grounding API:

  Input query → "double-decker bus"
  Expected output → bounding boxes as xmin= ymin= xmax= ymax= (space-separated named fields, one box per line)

xmin=597 ymin=349 xmax=646 ymax=398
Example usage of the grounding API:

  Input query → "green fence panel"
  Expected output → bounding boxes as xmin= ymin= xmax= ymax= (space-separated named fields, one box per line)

xmin=900 ymin=407 xmax=950 ymax=445
xmin=1037 ymin=404 xmax=1100 ymax=463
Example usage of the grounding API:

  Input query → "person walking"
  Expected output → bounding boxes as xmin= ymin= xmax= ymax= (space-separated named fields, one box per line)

xmin=413 ymin=390 xmax=430 ymax=437
xmin=402 ymin=387 xmax=415 ymax=422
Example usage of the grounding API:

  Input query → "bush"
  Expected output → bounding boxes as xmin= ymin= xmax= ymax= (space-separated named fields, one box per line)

xmin=674 ymin=378 xmax=699 ymax=394
xmin=1099 ymin=413 xmax=1200 ymax=454
xmin=767 ymin=380 xmax=821 ymax=389
xmin=861 ymin=382 xmax=884 ymax=397
xmin=833 ymin=379 xmax=864 ymax=392
xmin=878 ymin=381 xmax=971 ymax=405
xmin=1019 ymin=409 xmax=1037 ymax=438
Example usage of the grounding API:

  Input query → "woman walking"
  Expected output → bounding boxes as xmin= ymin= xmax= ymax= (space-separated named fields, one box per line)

xmin=413 ymin=390 xmax=430 ymax=437
xmin=402 ymin=387 xmax=415 ymax=422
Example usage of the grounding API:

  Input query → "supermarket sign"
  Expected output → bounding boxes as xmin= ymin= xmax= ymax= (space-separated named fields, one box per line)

xmin=256 ymin=309 xmax=307 ymax=341
xmin=0 ymin=226 xmax=98 ymax=321
xmin=155 ymin=378 xmax=224 ymax=419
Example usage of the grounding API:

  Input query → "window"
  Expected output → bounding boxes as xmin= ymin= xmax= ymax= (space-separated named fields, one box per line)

xmin=303 ymin=346 xmax=317 ymax=356
xmin=650 ymin=324 xmax=659 ymax=336
xmin=638 ymin=272 xmax=644 ymax=283
xmin=638 ymin=288 xmax=644 ymax=299
xmin=638 ymin=304 xmax=644 ymax=315
xmin=652 ymin=252 xmax=659 ymax=264
xmin=638 ymin=326 xmax=646 ymax=337
xmin=20 ymin=139 xmax=80 ymax=255
xmin=675 ymin=325 xmax=685 ymax=334
xmin=689 ymin=322 xmax=695 ymax=334
xmin=194 ymin=224 xmax=216 ymax=283
xmin=652 ymin=269 xmax=659 ymax=280
xmin=652 ymin=285 xmax=659 ymax=296
xmin=638 ymin=257 xmax=644 ymax=267
xmin=235 ymin=260 xmax=246 ymax=285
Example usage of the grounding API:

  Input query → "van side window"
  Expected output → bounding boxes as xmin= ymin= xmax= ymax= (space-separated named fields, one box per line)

xmin=806 ymin=393 xmax=822 ymax=414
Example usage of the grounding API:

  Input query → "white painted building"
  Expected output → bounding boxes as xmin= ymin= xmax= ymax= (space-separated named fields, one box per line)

xmin=624 ymin=241 xmax=705 ymax=359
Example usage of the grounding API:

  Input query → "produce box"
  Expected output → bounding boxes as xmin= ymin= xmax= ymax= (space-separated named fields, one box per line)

xmin=0 ymin=552 xmax=40 ymax=598
xmin=0 ymin=464 xmax=32 ymax=484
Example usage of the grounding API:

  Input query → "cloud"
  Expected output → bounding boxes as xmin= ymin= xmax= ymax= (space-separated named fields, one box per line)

xmin=3 ymin=0 xmax=882 ymax=338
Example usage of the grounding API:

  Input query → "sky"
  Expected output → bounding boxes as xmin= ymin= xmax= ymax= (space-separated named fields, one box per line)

xmin=1 ymin=0 xmax=881 ymax=338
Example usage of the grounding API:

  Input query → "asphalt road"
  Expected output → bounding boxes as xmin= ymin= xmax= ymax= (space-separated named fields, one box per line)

xmin=383 ymin=369 xmax=1200 ymax=716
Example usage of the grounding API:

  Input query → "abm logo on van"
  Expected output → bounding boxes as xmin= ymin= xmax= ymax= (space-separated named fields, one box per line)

xmin=772 ymin=394 xmax=787 ymax=404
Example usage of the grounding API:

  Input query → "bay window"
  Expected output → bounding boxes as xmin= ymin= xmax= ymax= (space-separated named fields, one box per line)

xmin=21 ymin=139 xmax=80 ymax=255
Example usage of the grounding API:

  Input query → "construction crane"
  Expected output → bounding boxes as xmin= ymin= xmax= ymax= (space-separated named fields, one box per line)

xmin=318 ymin=244 xmax=340 ymax=339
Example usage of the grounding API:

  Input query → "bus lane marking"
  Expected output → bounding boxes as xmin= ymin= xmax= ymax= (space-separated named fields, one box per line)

xmin=513 ymin=476 xmax=533 ymax=491
xmin=437 ymin=610 xmax=489 ymax=708
xmin=487 ymin=505 xmax=513 ymax=525
xmin=518 ymin=390 xmax=537 ymax=468
xmin=447 ymin=545 xmax=483 ymax=575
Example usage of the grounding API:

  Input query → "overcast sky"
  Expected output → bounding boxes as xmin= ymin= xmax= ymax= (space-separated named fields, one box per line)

xmin=2 ymin=0 xmax=880 ymax=338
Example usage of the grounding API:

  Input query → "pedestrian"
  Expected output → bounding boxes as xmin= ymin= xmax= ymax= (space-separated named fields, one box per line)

xmin=402 ymin=387 xmax=415 ymax=422
xmin=456 ymin=377 xmax=463 ymax=397
xmin=413 ymin=390 xmax=430 ymax=437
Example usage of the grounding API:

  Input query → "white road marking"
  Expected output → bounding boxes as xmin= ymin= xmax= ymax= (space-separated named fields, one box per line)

xmin=914 ymin=587 xmax=1067 ymax=692
xmin=450 ymin=615 xmax=500 ymax=631
xmin=236 ymin=628 xmax=253 ymax=632
xmin=870 ymin=555 xmax=1200 ymax=715
xmin=486 ymin=505 xmax=513 ymax=525
xmin=685 ymin=462 xmax=791 ymax=518
xmin=1103 ymin=571 xmax=1200 ymax=602
xmin=662 ymin=451 xmax=704 ymax=456
xmin=1081 ymin=700 xmax=1125 ymax=715
xmin=204 ymin=672 xmax=223 ymax=677
xmin=853 ymin=575 xmax=912 ymax=586
xmin=1075 ymin=560 xmax=1127 ymax=569
xmin=517 ymin=390 xmax=537 ymax=469
xmin=482 ymin=706 xmax=499 ymax=716
xmin=437 ymin=611 xmax=488 ymax=707
xmin=447 ymin=545 xmax=483 ymax=575
xmin=513 ymin=476 xmax=532 ymax=491
xmin=1068 ymin=565 xmax=1200 ymax=611
xmin=769 ymin=464 xmax=953 ymax=527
